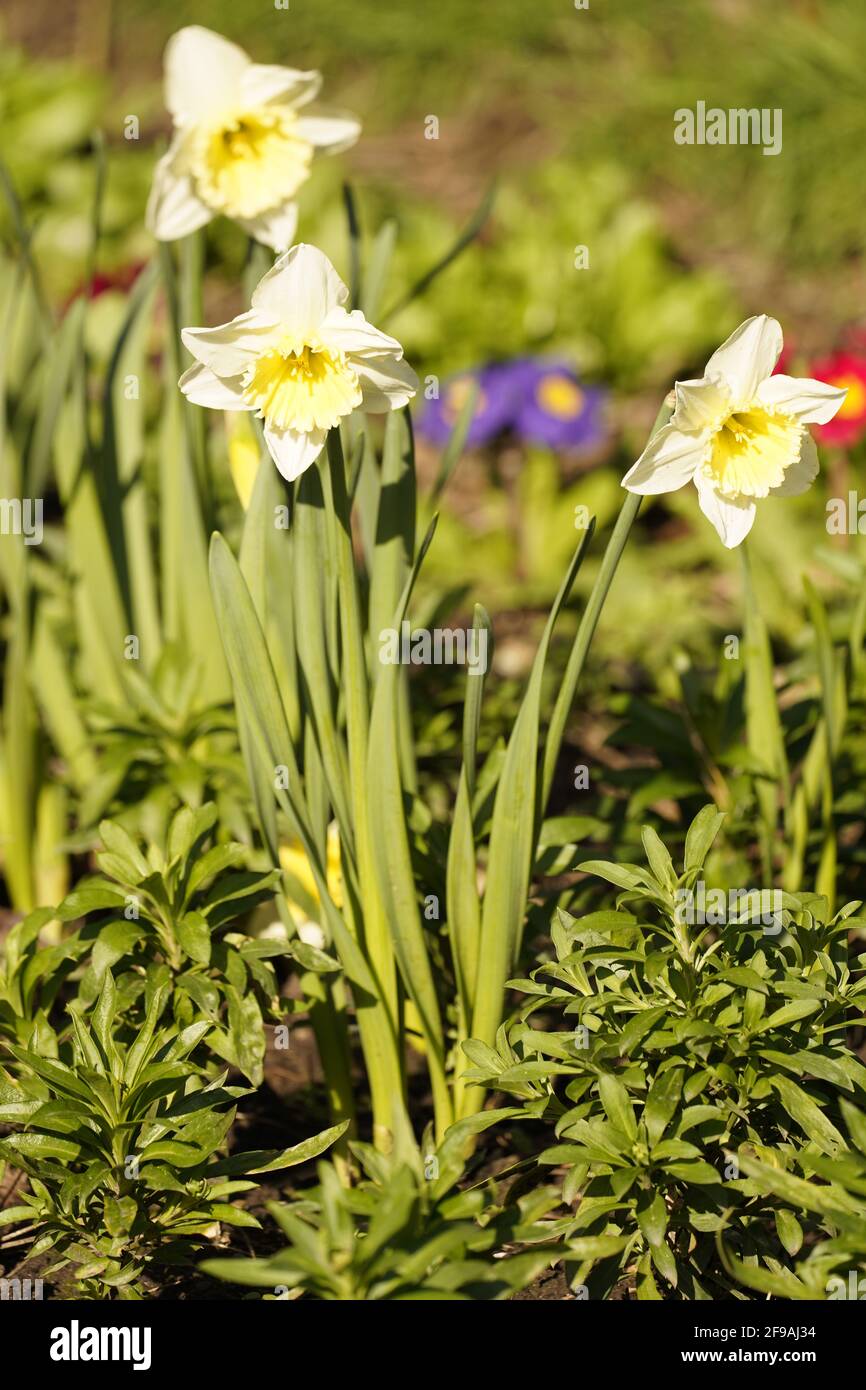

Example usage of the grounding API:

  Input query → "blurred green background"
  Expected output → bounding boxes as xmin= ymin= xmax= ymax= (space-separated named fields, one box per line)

xmin=2 ymin=0 xmax=865 ymax=659
xmin=2 ymin=0 xmax=866 ymax=905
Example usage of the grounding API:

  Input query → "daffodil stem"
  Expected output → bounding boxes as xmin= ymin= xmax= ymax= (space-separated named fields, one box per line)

xmin=740 ymin=541 xmax=786 ymax=883
xmin=462 ymin=402 xmax=672 ymax=1125
xmin=324 ymin=428 xmax=413 ymax=1162
xmin=541 ymin=400 xmax=673 ymax=811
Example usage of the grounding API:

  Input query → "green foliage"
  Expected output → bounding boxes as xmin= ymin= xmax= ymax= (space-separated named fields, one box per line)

xmin=72 ymin=645 xmax=251 ymax=843
xmin=465 ymin=807 xmax=866 ymax=1298
xmin=0 ymin=802 xmax=285 ymax=1086
xmin=0 ymin=971 xmax=346 ymax=1297
xmin=721 ymin=1108 xmax=866 ymax=1300
xmin=202 ymin=1116 xmax=559 ymax=1300
xmin=1 ymin=0 xmax=865 ymax=1307
xmin=66 ymin=802 xmax=282 ymax=1083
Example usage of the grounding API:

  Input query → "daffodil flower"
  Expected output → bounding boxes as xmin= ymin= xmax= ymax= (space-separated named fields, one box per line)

xmin=147 ymin=26 xmax=360 ymax=250
xmin=622 ymin=315 xmax=847 ymax=547
xmin=179 ymin=243 xmax=418 ymax=480
xmin=279 ymin=824 xmax=343 ymax=950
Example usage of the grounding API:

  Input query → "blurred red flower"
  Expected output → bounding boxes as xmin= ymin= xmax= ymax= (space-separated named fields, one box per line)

xmin=64 ymin=261 xmax=146 ymax=312
xmin=808 ymin=350 xmax=866 ymax=447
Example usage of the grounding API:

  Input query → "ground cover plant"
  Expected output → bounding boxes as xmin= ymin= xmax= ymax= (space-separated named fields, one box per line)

xmin=1 ymin=0 xmax=866 ymax=1311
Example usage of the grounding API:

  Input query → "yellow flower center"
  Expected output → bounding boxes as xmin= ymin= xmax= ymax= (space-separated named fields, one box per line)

xmin=192 ymin=108 xmax=312 ymax=219
xmin=831 ymin=374 xmax=866 ymax=420
xmin=536 ymin=375 xmax=584 ymax=419
xmin=702 ymin=405 xmax=803 ymax=498
xmin=242 ymin=342 xmax=362 ymax=433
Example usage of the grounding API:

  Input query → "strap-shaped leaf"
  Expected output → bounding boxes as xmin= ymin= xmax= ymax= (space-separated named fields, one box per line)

xmin=366 ymin=516 xmax=452 ymax=1136
xmin=472 ymin=528 xmax=595 ymax=1050
xmin=209 ymin=532 xmax=376 ymax=997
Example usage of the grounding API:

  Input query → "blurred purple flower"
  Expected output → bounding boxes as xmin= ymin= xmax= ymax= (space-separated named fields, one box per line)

xmin=417 ymin=363 xmax=520 ymax=446
xmin=417 ymin=357 xmax=608 ymax=452
xmin=514 ymin=360 xmax=608 ymax=450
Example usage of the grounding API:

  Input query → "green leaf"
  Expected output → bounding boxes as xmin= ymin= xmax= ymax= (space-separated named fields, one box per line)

xmin=567 ymin=1234 xmax=630 ymax=1260
xmin=775 ymin=1208 xmax=803 ymax=1257
xmin=226 ymin=987 xmax=265 ymax=1085
xmin=382 ymin=181 xmax=495 ymax=323
xmin=0 ymin=1205 xmax=36 ymax=1226
xmin=770 ymin=1075 xmax=846 ymax=1155
xmin=636 ymin=1190 xmax=667 ymax=1247
xmin=473 ymin=528 xmax=594 ymax=1049
xmin=98 ymin=819 xmax=150 ymax=881
xmin=56 ymin=882 xmax=127 ymax=921
xmin=3 ymin=1132 xmax=85 ymax=1162
xmin=366 ymin=513 xmax=451 ymax=1133
xmin=719 ymin=1240 xmax=813 ymax=1300
xmin=758 ymin=1048 xmax=853 ymax=1091
xmin=757 ymin=999 xmax=821 ymax=1031
xmin=641 ymin=826 xmax=676 ymax=894
xmin=214 ymin=1121 xmax=350 ymax=1177
xmin=735 ymin=1148 xmax=855 ymax=1219
xmin=650 ymin=1238 xmax=677 ymax=1286
xmin=208 ymin=532 xmax=376 ymax=998
xmin=662 ymin=1160 xmax=719 ymax=1185
xmin=177 ymin=911 xmax=212 ymax=966
xmin=684 ymin=805 xmax=725 ymax=872
xmin=644 ymin=1067 xmax=684 ymax=1147
xmin=577 ymin=860 xmax=647 ymax=892
xmin=599 ymin=1074 xmax=637 ymax=1142
xmin=841 ymin=1097 xmax=866 ymax=1156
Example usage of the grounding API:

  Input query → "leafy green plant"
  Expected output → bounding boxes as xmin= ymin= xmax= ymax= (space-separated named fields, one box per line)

xmin=61 ymin=802 xmax=284 ymax=1083
xmin=464 ymin=806 xmax=866 ymax=1297
xmin=0 ymin=801 xmax=287 ymax=1083
xmin=72 ymin=644 xmax=251 ymax=842
xmin=207 ymin=278 xmax=673 ymax=1157
xmin=202 ymin=1114 xmax=559 ymax=1300
xmin=0 ymin=907 xmax=89 ymax=1048
xmin=0 ymin=970 xmax=346 ymax=1297
xmin=720 ymin=1105 xmax=866 ymax=1300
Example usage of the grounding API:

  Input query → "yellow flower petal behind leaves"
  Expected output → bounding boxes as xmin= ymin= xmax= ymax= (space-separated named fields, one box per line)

xmin=226 ymin=414 xmax=260 ymax=511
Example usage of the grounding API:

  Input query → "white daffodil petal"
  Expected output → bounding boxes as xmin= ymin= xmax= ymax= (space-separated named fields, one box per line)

xmin=236 ymin=202 xmax=299 ymax=253
xmin=179 ymin=363 xmax=249 ymax=410
xmin=621 ymin=424 xmax=707 ymax=496
xmin=264 ymin=423 xmax=327 ymax=481
xmin=146 ymin=147 xmax=212 ymax=241
xmin=696 ymin=483 xmax=757 ymax=548
xmin=321 ymin=307 xmax=404 ymax=358
xmin=178 ymin=241 xmax=415 ymax=470
xmin=703 ymin=315 xmax=783 ymax=406
xmin=165 ymin=26 xmax=248 ymax=125
xmin=355 ymin=354 xmax=420 ymax=412
xmin=240 ymin=63 xmax=322 ymax=111
xmin=756 ymin=373 xmax=848 ymax=425
xmin=182 ymin=309 xmax=280 ymax=377
xmin=295 ymin=111 xmax=362 ymax=154
xmin=767 ymin=432 xmax=819 ymax=497
xmin=251 ymin=244 xmax=349 ymax=341
xmin=673 ymin=376 xmax=730 ymax=432
xmin=297 ymin=920 xmax=326 ymax=950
